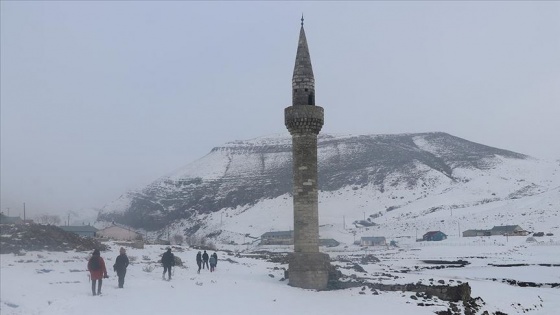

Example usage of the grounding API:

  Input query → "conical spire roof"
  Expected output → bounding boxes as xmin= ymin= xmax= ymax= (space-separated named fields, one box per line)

xmin=292 ymin=21 xmax=315 ymax=106
xmin=292 ymin=25 xmax=314 ymax=82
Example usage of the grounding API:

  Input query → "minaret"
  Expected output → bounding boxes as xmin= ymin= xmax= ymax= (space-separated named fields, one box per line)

xmin=284 ymin=17 xmax=330 ymax=290
xmin=292 ymin=16 xmax=315 ymax=107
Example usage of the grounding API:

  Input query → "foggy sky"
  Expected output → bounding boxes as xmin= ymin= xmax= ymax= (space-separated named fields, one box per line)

xmin=1 ymin=1 xmax=559 ymax=217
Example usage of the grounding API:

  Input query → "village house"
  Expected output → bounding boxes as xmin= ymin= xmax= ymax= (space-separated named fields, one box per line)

xmin=260 ymin=231 xmax=339 ymax=247
xmin=423 ymin=231 xmax=447 ymax=241
xmin=0 ymin=214 xmax=23 ymax=225
xmin=260 ymin=231 xmax=293 ymax=245
xmin=360 ymin=236 xmax=386 ymax=246
xmin=462 ymin=229 xmax=491 ymax=237
xmin=59 ymin=225 xmax=98 ymax=238
xmin=97 ymin=224 xmax=143 ymax=241
xmin=490 ymin=225 xmax=528 ymax=236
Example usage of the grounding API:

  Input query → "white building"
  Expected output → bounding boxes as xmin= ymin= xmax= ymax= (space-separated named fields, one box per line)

xmin=360 ymin=236 xmax=386 ymax=246
xmin=97 ymin=225 xmax=143 ymax=241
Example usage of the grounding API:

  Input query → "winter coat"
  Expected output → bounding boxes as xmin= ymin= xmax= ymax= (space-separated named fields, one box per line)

xmin=113 ymin=254 xmax=129 ymax=272
xmin=202 ymin=252 xmax=209 ymax=262
xmin=88 ymin=256 xmax=108 ymax=280
xmin=196 ymin=253 xmax=202 ymax=263
xmin=212 ymin=253 xmax=218 ymax=265
xmin=209 ymin=256 xmax=217 ymax=267
xmin=162 ymin=251 xmax=175 ymax=267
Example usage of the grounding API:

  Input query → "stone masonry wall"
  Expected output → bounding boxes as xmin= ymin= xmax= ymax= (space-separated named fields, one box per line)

xmin=292 ymin=133 xmax=319 ymax=253
xmin=285 ymin=105 xmax=324 ymax=253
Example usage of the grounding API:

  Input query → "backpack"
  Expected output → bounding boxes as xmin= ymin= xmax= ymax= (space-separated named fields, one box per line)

xmin=88 ymin=257 xmax=101 ymax=270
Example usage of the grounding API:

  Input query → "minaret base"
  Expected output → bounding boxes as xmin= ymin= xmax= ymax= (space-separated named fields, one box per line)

xmin=288 ymin=252 xmax=331 ymax=290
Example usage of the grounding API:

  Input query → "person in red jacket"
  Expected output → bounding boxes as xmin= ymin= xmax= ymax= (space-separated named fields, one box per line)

xmin=87 ymin=249 xmax=108 ymax=296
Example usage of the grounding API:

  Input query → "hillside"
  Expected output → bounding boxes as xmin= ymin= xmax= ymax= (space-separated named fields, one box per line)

xmin=98 ymin=132 xmax=560 ymax=244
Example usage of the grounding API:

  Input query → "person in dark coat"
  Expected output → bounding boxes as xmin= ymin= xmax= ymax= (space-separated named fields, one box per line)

xmin=87 ymin=249 xmax=108 ymax=296
xmin=196 ymin=251 xmax=202 ymax=274
xmin=209 ymin=255 xmax=216 ymax=272
xmin=202 ymin=250 xmax=209 ymax=269
xmin=161 ymin=248 xmax=175 ymax=280
xmin=212 ymin=252 xmax=218 ymax=268
xmin=113 ymin=247 xmax=129 ymax=288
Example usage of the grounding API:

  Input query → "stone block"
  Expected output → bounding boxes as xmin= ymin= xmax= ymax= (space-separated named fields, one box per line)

xmin=288 ymin=252 xmax=331 ymax=290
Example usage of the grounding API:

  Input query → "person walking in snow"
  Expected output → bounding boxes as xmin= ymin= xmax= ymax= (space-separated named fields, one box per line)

xmin=212 ymin=252 xmax=218 ymax=268
xmin=209 ymin=254 xmax=217 ymax=272
xmin=87 ymin=249 xmax=108 ymax=296
xmin=113 ymin=247 xmax=129 ymax=288
xmin=202 ymin=250 xmax=209 ymax=270
xmin=161 ymin=248 xmax=175 ymax=280
xmin=196 ymin=251 xmax=202 ymax=274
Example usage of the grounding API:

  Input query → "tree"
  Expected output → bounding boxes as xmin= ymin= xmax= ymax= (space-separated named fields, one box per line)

xmin=173 ymin=234 xmax=184 ymax=245
xmin=37 ymin=214 xmax=62 ymax=225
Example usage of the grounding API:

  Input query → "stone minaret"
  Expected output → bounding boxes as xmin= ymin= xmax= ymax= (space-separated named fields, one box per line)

xmin=284 ymin=17 xmax=330 ymax=290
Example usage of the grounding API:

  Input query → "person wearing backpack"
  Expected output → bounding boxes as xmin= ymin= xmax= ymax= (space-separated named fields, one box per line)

xmin=87 ymin=249 xmax=108 ymax=296
xmin=209 ymin=254 xmax=217 ymax=272
xmin=113 ymin=247 xmax=129 ymax=288
xmin=161 ymin=248 xmax=175 ymax=280
xmin=212 ymin=252 xmax=218 ymax=268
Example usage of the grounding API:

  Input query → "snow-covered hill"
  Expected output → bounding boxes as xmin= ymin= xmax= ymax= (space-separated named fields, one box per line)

xmin=98 ymin=132 xmax=560 ymax=245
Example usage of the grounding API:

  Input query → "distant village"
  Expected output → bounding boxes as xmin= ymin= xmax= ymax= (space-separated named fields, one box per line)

xmin=1 ymin=212 xmax=554 ymax=248
xmin=254 ymin=224 xmax=553 ymax=248
xmin=1 ymin=213 xmax=144 ymax=245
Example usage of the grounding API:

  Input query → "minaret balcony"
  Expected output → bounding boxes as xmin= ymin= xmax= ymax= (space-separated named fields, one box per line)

xmin=284 ymin=105 xmax=324 ymax=135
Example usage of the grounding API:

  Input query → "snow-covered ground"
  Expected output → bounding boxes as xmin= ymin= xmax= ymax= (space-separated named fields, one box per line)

xmin=2 ymin=237 xmax=559 ymax=315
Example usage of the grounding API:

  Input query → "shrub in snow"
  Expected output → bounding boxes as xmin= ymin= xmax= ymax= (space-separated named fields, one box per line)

xmin=173 ymin=256 xmax=183 ymax=266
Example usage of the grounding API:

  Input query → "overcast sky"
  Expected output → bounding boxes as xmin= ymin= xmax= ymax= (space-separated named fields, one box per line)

xmin=1 ymin=1 xmax=559 ymax=218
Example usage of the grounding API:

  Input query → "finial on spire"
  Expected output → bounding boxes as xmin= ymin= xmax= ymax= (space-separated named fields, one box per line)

xmin=301 ymin=14 xmax=304 ymax=27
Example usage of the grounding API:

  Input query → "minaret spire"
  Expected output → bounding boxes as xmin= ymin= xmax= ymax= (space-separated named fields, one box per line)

xmin=284 ymin=18 xmax=329 ymax=290
xmin=292 ymin=17 xmax=315 ymax=106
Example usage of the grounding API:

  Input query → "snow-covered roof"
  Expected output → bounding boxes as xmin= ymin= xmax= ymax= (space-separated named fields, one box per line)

xmin=261 ymin=231 xmax=293 ymax=238
xmin=491 ymin=225 xmax=523 ymax=232
xmin=361 ymin=236 xmax=386 ymax=242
